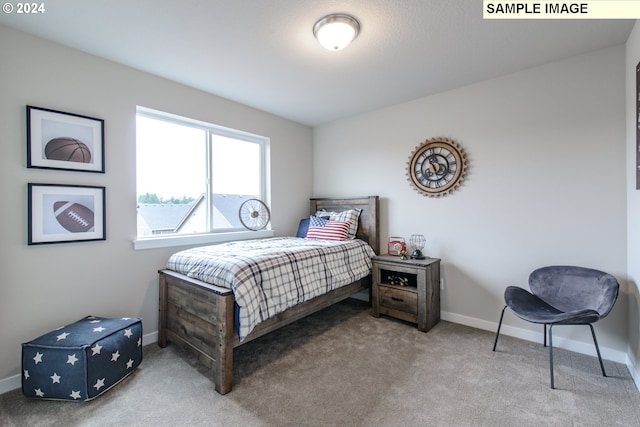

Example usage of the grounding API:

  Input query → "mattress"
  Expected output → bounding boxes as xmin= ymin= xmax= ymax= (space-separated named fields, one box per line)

xmin=166 ymin=237 xmax=375 ymax=340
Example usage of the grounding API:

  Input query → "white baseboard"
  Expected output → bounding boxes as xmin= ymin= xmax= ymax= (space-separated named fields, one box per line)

xmin=0 ymin=374 xmax=20 ymax=396
xmin=2 ymin=316 xmax=637 ymax=394
xmin=627 ymin=350 xmax=640 ymax=392
xmin=443 ymin=311 xmax=640 ymax=391
xmin=441 ymin=310 xmax=629 ymax=364
xmin=143 ymin=331 xmax=158 ymax=348
xmin=0 ymin=331 xmax=159 ymax=395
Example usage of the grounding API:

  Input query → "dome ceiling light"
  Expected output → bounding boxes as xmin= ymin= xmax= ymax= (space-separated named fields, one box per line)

xmin=313 ymin=14 xmax=360 ymax=51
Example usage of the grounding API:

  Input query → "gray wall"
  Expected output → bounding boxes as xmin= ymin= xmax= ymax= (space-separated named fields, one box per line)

xmin=626 ymin=21 xmax=640 ymax=387
xmin=313 ymin=45 xmax=629 ymax=363
xmin=0 ymin=25 xmax=313 ymax=389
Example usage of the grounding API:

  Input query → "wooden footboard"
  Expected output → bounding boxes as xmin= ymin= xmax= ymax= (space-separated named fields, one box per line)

xmin=158 ymin=195 xmax=379 ymax=394
xmin=158 ymin=270 xmax=234 ymax=394
xmin=158 ymin=269 xmax=370 ymax=394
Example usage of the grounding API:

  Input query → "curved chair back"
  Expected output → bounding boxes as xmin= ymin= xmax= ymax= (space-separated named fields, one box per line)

xmin=529 ymin=266 xmax=619 ymax=319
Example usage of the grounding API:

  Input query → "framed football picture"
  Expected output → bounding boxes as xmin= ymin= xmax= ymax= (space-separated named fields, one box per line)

xmin=27 ymin=105 xmax=105 ymax=173
xmin=28 ymin=183 xmax=106 ymax=245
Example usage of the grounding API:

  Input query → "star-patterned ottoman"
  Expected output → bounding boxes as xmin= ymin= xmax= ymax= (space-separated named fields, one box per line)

xmin=21 ymin=316 xmax=142 ymax=401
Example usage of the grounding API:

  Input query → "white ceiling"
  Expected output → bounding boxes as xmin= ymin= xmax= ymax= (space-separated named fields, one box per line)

xmin=0 ymin=0 xmax=634 ymax=126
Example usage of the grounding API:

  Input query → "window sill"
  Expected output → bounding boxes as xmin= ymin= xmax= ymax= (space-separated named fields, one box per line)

xmin=132 ymin=229 xmax=275 ymax=250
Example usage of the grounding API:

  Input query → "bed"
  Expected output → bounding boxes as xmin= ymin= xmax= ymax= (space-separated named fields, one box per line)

xmin=158 ymin=196 xmax=379 ymax=394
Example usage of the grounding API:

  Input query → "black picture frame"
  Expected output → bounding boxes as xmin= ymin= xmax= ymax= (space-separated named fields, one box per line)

xmin=28 ymin=183 xmax=106 ymax=245
xmin=27 ymin=105 xmax=105 ymax=173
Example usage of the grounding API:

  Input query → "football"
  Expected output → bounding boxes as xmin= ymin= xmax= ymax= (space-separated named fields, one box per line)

xmin=44 ymin=137 xmax=92 ymax=163
xmin=53 ymin=201 xmax=95 ymax=233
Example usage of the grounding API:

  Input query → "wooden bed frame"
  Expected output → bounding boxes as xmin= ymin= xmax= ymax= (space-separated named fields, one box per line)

xmin=158 ymin=196 xmax=379 ymax=394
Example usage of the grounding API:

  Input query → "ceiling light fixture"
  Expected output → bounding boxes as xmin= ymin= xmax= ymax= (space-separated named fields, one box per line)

xmin=313 ymin=14 xmax=360 ymax=51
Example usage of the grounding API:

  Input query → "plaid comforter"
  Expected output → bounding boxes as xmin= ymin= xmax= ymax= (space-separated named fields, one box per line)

xmin=166 ymin=237 xmax=375 ymax=340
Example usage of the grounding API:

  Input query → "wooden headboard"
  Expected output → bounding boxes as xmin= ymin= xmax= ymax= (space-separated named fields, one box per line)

xmin=309 ymin=196 xmax=380 ymax=254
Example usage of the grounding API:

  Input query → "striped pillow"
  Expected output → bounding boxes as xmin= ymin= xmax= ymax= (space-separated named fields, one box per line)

xmin=297 ymin=215 xmax=331 ymax=238
xmin=306 ymin=220 xmax=351 ymax=241
xmin=309 ymin=215 xmax=329 ymax=227
xmin=314 ymin=209 xmax=361 ymax=239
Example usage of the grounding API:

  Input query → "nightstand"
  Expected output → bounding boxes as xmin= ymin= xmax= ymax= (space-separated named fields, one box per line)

xmin=371 ymin=255 xmax=441 ymax=332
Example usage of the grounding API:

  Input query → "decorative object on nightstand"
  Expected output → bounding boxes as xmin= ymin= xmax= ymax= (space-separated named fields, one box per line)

xmin=387 ymin=236 xmax=406 ymax=256
xmin=409 ymin=234 xmax=426 ymax=259
xmin=406 ymin=137 xmax=467 ymax=197
xmin=371 ymin=255 xmax=441 ymax=332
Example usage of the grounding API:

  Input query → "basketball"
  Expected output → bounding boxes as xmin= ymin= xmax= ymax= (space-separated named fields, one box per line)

xmin=44 ymin=137 xmax=92 ymax=163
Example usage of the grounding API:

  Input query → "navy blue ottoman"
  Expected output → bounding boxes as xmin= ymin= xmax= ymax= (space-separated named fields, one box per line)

xmin=22 ymin=316 xmax=142 ymax=401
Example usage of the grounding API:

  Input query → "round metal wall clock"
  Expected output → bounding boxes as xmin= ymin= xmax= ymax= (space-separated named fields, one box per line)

xmin=406 ymin=137 xmax=467 ymax=197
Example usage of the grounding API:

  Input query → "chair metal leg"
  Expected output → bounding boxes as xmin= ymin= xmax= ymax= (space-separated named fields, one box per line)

xmin=589 ymin=324 xmax=607 ymax=377
xmin=543 ymin=323 xmax=547 ymax=347
xmin=549 ymin=324 xmax=555 ymax=389
xmin=548 ymin=324 xmax=606 ymax=389
xmin=493 ymin=305 xmax=507 ymax=351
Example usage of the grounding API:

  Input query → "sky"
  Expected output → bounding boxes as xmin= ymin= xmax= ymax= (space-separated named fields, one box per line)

xmin=136 ymin=115 xmax=260 ymax=201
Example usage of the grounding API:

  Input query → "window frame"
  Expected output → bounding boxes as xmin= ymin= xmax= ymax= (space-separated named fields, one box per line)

xmin=133 ymin=106 xmax=272 ymax=250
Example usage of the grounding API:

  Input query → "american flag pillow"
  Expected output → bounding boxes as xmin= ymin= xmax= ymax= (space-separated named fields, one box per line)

xmin=306 ymin=220 xmax=351 ymax=241
xmin=314 ymin=209 xmax=362 ymax=239
xmin=309 ymin=215 xmax=329 ymax=227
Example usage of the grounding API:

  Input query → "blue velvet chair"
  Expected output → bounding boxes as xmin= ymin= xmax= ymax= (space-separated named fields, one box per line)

xmin=492 ymin=265 xmax=619 ymax=389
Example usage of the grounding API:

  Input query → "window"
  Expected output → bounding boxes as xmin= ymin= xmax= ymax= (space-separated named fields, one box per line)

xmin=135 ymin=107 xmax=270 ymax=249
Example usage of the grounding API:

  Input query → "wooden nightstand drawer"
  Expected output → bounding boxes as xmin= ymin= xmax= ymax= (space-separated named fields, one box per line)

xmin=379 ymin=286 xmax=417 ymax=315
xmin=371 ymin=255 xmax=441 ymax=332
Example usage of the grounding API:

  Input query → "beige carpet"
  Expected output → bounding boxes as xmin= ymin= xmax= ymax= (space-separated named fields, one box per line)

xmin=2 ymin=299 xmax=640 ymax=426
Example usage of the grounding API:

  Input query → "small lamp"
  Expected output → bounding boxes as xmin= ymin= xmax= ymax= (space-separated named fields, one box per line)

xmin=313 ymin=14 xmax=360 ymax=51
xmin=409 ymin=234 xmax=426 ymax=260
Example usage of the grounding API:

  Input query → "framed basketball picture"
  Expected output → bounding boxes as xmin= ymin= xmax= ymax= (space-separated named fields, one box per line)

xmin=27 ymin=105 xmax=105 ymax=173
xmin=28 ymin=183 xmax=106 ymax=245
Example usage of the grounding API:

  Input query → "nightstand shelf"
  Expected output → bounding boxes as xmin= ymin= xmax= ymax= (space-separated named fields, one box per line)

xmin=371 ymin=255 xmax=441 ymax=332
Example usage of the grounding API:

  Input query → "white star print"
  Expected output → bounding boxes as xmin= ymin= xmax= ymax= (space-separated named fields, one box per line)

xmin=56 ymin=332 xmax=70 ymax=341
xmin=124 ymin=328 xmax=133 ymax=338
xmin=126 ymin=359 xmax=134 ymax=369
xmin=67 ymin=354 xmax=79 ymax=365
xmin=35 ymin=388 xmax=44 ymax=397
xmin=70 ymin=390 xmax=81 ymax=399
xmin=93 ymin=326 xmax=106 ymax=333
xmin=23 ymin=370 xmax=29 ymax=380
xmin=50 ymin=373 xmax=61 ymax=383
xmin=93 ymin=378 xmax=105 ymax=390
xmin=89 ymin=319 xmax=101 ymax=323
xmin=111 ymin=350 xmax=120 ymax=362
xmin=91 ymin=343 xmax=102 ymax=355
xmin=33 ymin=352 xmax=43 ymax=364
xmin=137 ymin=338 xmax=142 ymax=347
